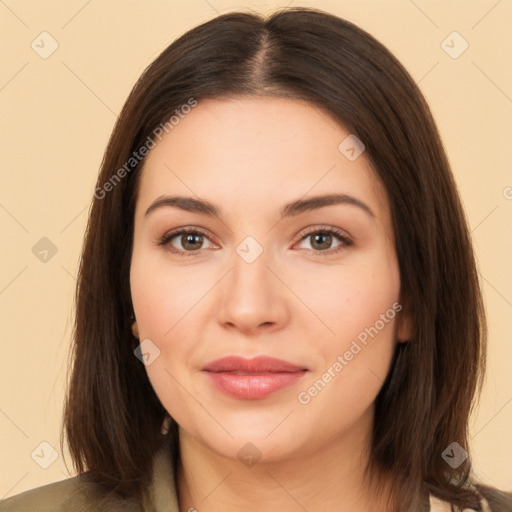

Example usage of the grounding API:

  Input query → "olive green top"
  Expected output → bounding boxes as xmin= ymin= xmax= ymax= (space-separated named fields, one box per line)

xmin=0 ymin=440 xmax=491 ymax=512
xmin=0 ymin=439 xmax=179 ymax=512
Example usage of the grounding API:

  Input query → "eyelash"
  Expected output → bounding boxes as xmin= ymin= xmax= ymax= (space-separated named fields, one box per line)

xmin=156 ymin=226 xmax=353 ymax=257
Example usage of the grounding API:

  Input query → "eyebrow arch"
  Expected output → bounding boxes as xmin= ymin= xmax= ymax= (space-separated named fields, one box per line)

xmin=145 ymin=193 xmax=375 ymax=219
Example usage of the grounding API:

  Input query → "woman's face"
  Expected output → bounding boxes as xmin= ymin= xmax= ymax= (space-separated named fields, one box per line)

xmin=130 ymin=97 xmax=411 ymax=462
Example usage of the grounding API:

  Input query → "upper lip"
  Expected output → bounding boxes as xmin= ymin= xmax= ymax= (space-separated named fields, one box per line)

xmin=203 ymin=356 xmax=306 ymax=373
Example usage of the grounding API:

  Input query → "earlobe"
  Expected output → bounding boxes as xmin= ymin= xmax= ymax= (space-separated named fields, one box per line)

xmin=131 ymin=320 xmax=139 ymax=339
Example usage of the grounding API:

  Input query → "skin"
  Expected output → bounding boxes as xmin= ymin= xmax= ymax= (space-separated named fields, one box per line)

xmin=130 ymin=97 xmax=412 ymax=512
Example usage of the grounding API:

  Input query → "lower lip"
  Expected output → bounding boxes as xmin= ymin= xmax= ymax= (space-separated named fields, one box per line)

xmin=204 ymin=371 xmax=307 ymax=400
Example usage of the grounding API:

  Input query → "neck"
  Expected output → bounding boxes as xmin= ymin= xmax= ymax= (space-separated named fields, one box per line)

xmin=176 ymin=416 xmax=394 ymax=512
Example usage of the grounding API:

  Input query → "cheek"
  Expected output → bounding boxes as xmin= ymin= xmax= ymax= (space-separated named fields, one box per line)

xmin=295 ymin=262 xmax=401 ymax=420
xmin=130 ymin=252 xmax=202 ymax=429
xmin=130 ymin=246 xmax=210 ymax=340
xmin=129 ymin=246 xmax=213 ymax=397
xmin=291 ymin=258 xmax=400 ymax=351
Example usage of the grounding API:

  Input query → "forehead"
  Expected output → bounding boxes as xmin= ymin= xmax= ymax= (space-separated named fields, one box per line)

xmin=136 ymin=97 xmax=390 ymax=223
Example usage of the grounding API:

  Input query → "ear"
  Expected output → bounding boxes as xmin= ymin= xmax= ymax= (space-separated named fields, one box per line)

xmin=396 ymin=296 xmax=414 ymax=343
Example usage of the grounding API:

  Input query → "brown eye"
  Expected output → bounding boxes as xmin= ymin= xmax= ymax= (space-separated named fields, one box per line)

xmin=179 ymin=233 xmax=205 ymax=251
xmin=310 ymin=232 xmax=333 ymax=251
xmin=158 ymin=228 xmax=216 ymax=255
xmin=295 ymin=228 xmax=352 ymax=255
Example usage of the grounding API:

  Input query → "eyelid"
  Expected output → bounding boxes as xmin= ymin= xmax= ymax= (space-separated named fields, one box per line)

xmin=294 ymin=224 xmax=352 ymax=242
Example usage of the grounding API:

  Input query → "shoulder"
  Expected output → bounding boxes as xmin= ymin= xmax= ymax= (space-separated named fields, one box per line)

xmin=0 ymin=473 xmax=141 ymax=512
xmin=475 ymin=485 xmax=512 ymax=512
xmin=430 ymin=487 xmax=512 ymax=512
xmin=0 ymin=439 xmax=179 ymax=512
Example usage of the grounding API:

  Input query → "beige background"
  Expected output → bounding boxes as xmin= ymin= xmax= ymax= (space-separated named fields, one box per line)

xmin=0 ymin=0 xmax=511 ymax=498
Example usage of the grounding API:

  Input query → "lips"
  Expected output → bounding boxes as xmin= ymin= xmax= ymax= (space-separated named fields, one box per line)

xmin=203 ymin=356 xmax=308 ymax=400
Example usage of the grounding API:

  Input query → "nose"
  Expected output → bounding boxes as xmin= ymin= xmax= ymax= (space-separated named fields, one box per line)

xmin=217 ymin=244 xmax=290 ymax=336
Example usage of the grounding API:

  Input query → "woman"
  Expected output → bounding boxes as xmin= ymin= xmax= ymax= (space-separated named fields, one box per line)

xmin=1 ymin=7 xmax=510 ymax=512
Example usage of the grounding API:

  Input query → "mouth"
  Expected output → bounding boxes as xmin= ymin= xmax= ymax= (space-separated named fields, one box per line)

xmin=202 ymin=356 xmax=308 ymax=400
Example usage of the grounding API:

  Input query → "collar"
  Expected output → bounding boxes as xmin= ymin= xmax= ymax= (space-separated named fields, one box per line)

xmin=141 ymin=438 xmax=180 ymax=512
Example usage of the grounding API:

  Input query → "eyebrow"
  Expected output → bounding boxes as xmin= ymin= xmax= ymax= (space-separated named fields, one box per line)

xmin=145 ymin=193 xmax=375 ymax=219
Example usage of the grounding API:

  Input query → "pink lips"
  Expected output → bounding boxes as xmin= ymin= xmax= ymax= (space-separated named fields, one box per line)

xmin=203 ymin=356 xmax=308 ymax=400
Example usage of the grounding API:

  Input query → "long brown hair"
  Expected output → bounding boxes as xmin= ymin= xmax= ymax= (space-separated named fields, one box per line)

xmin=62 ymin=7 xmax=510 ymax=511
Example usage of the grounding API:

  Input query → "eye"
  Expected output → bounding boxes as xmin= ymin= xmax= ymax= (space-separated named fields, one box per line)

xmin=157 ymin=228 xmax=218 ymax=256
xmin=156 ymin=226 xmax=352 ymax=257
xmin=294 ymin=227 xmax=353 ymax=255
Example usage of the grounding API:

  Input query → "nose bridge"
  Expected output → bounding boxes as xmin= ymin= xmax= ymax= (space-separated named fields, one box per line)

xmin=232 ymin=239 xmax=269 ymax=287
xmin=229 ymin=235 xmax=274 ymax=301
xmin=217 ymin=234 xmax=288 ymax=331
